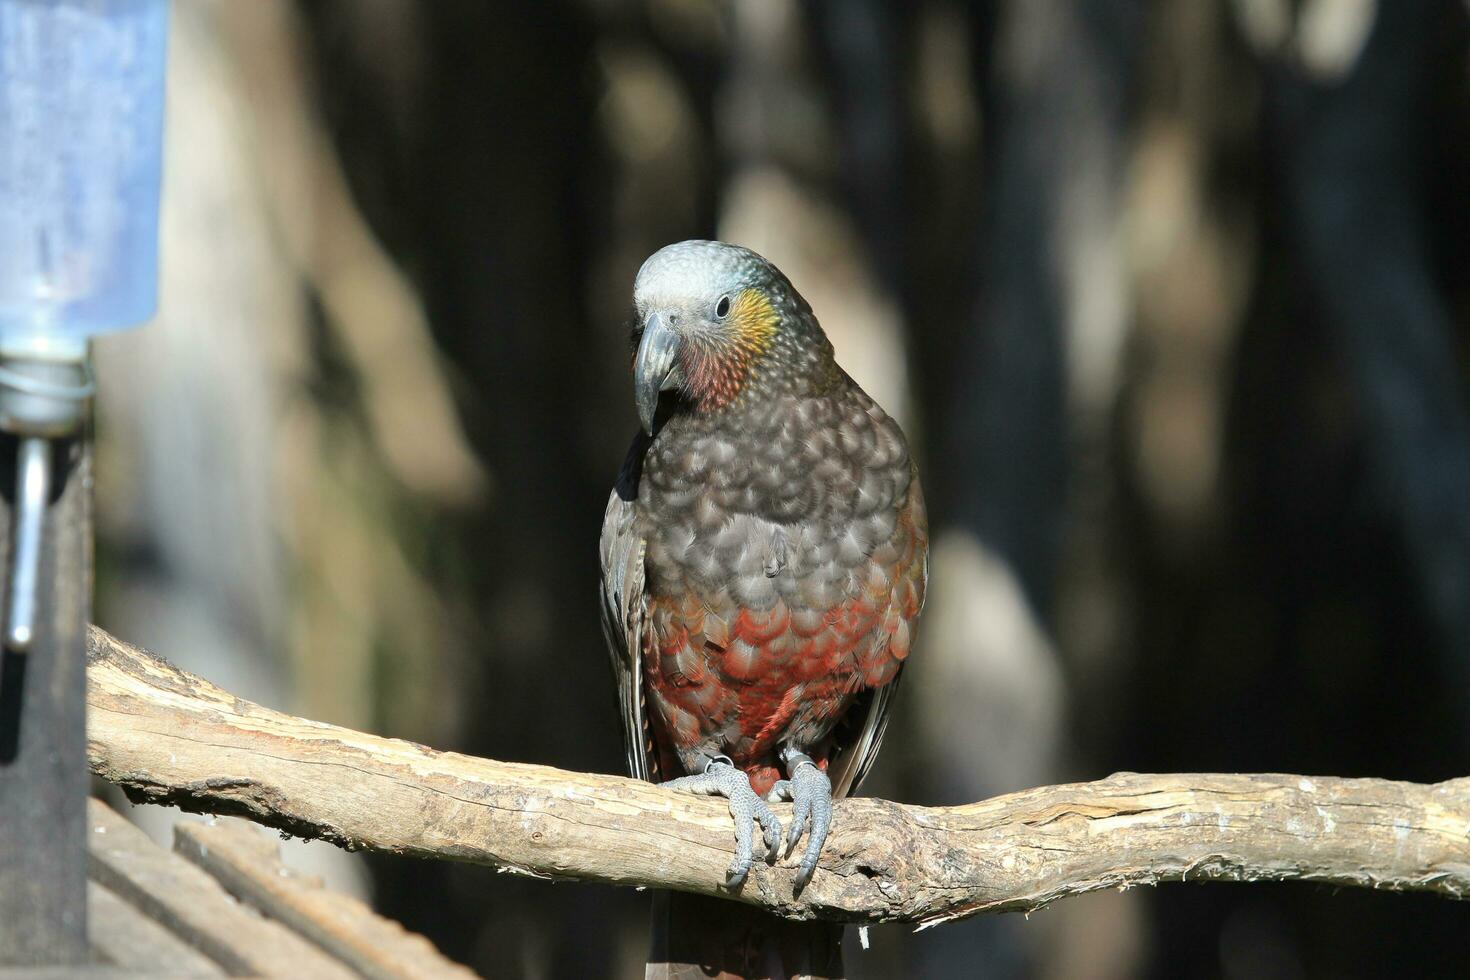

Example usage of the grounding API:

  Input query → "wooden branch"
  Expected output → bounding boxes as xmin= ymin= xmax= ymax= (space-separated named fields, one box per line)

xmin=85 ymin=626 xmax=1470 ymax=926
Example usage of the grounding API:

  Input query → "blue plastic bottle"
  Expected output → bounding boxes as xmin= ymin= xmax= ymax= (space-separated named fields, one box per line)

xmin=0 ymin=0 xmax=169 ymax=356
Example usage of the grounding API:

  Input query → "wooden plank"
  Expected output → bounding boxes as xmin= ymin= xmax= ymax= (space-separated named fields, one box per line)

xmin=85 ymin=800 xmax=357 ymax=980
xmin=174 ymin=820 xmax=476 ymax=980
xmin=0 ymin=443 xmax=90 ymax=965
xmin=0 ymin=969 xmax=189 ymax=979
xmin=87 ymin=880 xmax=223 ymax=978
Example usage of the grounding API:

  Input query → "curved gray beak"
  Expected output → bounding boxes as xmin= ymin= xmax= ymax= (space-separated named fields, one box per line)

xmin=633 ymin=311 xmax=680 ymax=433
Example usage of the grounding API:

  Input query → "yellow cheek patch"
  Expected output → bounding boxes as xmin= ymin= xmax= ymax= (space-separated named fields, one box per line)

xmin=730 ymin=288 xmax=778 ymax=355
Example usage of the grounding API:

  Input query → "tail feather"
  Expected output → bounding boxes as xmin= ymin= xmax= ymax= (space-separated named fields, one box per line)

xmin=646 ymin=891 xmax=844 ymax=980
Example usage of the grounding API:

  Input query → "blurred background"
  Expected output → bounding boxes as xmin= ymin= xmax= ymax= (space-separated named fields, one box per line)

xmin=90 ymin=0 xmax=1470 ymax=977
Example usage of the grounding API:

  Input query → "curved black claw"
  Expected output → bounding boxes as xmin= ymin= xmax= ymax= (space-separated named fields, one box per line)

xmin=769 ymin=759 xmax=833 ymax=890
xmin=663 ymin=759 xmax=782 ymax=887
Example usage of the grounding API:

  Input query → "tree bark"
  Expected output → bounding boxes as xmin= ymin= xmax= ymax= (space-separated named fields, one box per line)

xmin=85 ymin=625 xmax=1470 ymax=927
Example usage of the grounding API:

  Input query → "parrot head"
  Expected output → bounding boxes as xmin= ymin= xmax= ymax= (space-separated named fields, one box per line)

xmin=630 ymin=240 xmax=833 ymax=433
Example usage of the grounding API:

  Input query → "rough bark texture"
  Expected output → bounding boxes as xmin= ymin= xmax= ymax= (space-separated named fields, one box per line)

xmin=85 ymin=626 xmax=1470 ymax=926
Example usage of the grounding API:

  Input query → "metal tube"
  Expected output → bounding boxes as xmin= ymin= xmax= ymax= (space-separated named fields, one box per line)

xmin=6 ymin=438 xmax=51 ymax=651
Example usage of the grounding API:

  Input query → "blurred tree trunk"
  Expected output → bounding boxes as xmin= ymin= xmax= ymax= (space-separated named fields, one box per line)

xmin=1130 ymin=2 xmax=1470 ymax=975
xmin=297 ymin=3 xmax=650 ymax=976
xmin=95 ymin=0 xmax=373 ymax=903
xmin=899 ymin=2 xmax=1146 ymax=978
xmin=1268 ymin=0 xmax=1470 ymax=723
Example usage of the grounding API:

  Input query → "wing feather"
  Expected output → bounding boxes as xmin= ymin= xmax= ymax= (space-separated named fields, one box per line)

xmin=825 ymin=675 xmax=900 ymax=798
xmin=599 ymin=434 xmax=655 ymax=782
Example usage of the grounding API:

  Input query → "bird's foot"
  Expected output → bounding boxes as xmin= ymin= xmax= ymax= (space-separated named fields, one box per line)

xmin=768 ymin=751 xmax=832 ymax=891
xmin=663 ymin=756 xmax=781 ymax=888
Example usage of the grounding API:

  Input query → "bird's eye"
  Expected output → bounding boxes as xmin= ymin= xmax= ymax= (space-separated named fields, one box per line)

xmin=714 ymin=295 xmax=731 ymax=319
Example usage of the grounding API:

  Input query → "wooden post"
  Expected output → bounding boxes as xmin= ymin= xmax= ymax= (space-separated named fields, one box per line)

xmin=0 ymin=437 xmax=92 ymax=964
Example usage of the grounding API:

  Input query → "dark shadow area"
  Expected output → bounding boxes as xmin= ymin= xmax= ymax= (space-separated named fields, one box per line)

xmin=0 ymin=650 xmax=26 ymax=764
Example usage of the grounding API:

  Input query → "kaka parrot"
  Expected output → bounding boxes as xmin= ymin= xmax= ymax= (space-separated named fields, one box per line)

xmin=600 ymin=241 xmax=927 ymax=979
